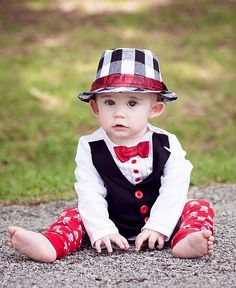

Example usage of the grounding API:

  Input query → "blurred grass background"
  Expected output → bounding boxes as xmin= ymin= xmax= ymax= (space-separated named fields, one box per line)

xmin=0 ymin=0 xmax=235 ymax=204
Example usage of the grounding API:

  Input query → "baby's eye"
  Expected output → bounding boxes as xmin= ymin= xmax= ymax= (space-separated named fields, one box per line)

xmin=104 ymin=100 xmax=115 ymax=106
xmin=128 ymin=100 xmax=138 ymax=107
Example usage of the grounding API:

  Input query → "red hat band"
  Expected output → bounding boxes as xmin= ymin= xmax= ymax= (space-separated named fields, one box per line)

xmin=91 ymin=74 xmax=167 ymax=92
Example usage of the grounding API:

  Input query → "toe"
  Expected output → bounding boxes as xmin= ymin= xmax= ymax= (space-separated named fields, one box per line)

xmin=8 ymin=226 xmax=16 ymax=235
xmin=209 ymin=236 xmax=214 ymax=242
xmin=208 ymin=248 xmax=213 ymax=253
xmin=202 ymin=230 xmax=212 ymax=239
xmin=208 ymin=245 xmax=214 ymax=251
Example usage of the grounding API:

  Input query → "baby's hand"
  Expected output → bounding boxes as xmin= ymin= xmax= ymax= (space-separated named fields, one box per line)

xmin=95 ymin=233 xmax=129 ymax=253
xmin=135 ymin=228 xmax=165 ymax=252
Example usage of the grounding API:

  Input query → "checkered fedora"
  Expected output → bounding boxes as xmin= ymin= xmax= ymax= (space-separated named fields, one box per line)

xmin=78 ymin=48 xmax=177 ymax=103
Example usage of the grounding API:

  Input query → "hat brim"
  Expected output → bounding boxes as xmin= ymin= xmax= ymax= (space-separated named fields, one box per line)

xmin=78 ymin=87 xmax=177 ymax=104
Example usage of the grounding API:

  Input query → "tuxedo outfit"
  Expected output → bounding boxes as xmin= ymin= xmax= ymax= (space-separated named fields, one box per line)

xmin=43 ymin=124 xmax=214 ymax=258
xmin=74 ymin=124 xmax=193 ymax=245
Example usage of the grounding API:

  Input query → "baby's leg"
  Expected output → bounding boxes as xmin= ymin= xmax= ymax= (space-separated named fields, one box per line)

xmin=171 ymin=200 xmax=215 ymax=258
xmin=7 ymin=208 xmax=85 ymax=262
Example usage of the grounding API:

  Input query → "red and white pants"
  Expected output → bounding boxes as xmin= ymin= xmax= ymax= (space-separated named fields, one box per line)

xmin=43 ymin=199 xmax=215 ymax=259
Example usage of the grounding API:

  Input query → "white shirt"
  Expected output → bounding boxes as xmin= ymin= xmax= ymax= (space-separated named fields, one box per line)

xmin=74 ymin=123 xmax=193 ymax=246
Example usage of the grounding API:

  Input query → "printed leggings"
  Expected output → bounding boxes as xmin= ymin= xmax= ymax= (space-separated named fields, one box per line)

xmin=43 ymin=199 xmax=215 ymax=259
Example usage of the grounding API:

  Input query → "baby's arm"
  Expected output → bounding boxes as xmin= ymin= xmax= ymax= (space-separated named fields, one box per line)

xmin=74 ymin=136 xmax=122 ymax=249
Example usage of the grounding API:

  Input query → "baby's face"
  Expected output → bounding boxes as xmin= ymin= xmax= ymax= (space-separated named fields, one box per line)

xmin=90 ymin=92 xmax=164 ymax=145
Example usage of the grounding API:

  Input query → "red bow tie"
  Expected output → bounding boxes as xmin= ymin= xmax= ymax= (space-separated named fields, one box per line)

xmin=114 ymin=141 xmax=149 ymax=163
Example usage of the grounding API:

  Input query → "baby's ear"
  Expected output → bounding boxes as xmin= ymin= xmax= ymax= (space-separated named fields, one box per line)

xmin=149 ymin=102 xmax=165 ymax=118
xmin=89 ymin=99 xmax=99 ymax=116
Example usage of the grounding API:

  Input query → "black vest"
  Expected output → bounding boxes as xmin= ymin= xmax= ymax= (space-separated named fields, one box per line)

xmin=89 ymin=133 xmax=170 ymax=238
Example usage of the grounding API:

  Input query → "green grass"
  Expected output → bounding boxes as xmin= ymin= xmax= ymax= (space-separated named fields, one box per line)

xmin=0 ymin=0 xmax=235 ymax=203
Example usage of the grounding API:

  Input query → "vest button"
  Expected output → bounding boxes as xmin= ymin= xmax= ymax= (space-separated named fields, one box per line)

xmin=140 ymin=205 xmax=148 ymax=214
xmin=135 ymin=190 xmax=143 ymax=199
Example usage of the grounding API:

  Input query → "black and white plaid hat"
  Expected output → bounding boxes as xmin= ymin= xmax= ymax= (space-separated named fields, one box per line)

xmin=78 ymin=48 xmax=177 ymax=104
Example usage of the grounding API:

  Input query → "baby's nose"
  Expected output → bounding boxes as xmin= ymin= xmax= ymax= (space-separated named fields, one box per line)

xmin=114 ymin=106 xmax=126 ymax=117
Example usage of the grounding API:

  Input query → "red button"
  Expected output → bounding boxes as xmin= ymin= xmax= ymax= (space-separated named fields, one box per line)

xmin=131 ymin=159 xmax=137 ymax=164
xmin=140 ymin=205 xmax=148 ymax=214
xmin=135 ymin=190 xmax=143 ymax=199
xmin=135 ymin=177 xmax=141 ymax=182
xmin=144 ymin=217 xmax=149 ymax=223
xmin=133 ymin=169 xmax=139 ymax=174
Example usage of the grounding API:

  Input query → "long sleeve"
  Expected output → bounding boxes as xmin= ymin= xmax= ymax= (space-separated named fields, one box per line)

xmin=142 ymin=133 xmax=193 ymax=240
xmin=74 ymin=136 xmax=119 ymax=246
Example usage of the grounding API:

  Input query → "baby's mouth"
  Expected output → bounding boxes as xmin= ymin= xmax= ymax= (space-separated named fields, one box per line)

xmin=113 ymin=124 xmax=127 ymax=128
xmin=113 ymin=124 xmax=128 ymax=129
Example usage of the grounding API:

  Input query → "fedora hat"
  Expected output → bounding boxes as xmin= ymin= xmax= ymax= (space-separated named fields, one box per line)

xmin=78 ymin=48 xmax=177 ymax=104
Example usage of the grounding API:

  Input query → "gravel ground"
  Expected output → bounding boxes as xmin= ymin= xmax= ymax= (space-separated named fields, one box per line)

xmin=1 ymin=184 xmax=236 ymax=288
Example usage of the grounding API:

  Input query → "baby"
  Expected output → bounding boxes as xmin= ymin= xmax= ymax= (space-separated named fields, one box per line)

xmin=8 ymin=48 xmax=215 ymax=262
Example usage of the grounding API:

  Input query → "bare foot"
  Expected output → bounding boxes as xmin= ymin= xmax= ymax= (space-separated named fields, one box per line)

xmin=7 ymin=226 xmax=57 ymax=262
xmin=172 ymin=230 xmax=214 ymax=258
